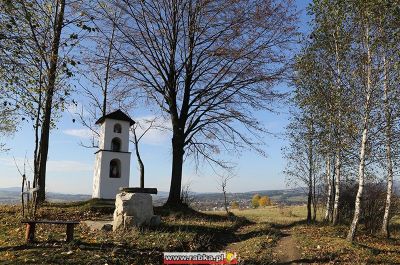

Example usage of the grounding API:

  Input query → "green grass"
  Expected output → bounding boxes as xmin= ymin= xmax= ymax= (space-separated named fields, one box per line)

xmin=208 ymin=205 xmax=313 ymax=225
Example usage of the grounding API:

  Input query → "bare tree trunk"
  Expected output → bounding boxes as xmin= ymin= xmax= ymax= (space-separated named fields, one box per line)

xmin=223 ymin=189 xmax=229 ymax=215
xmin=330 ymin=168 xmax=335 ymax=222
xmin=101 ymin=20 xmax=116 ymax=117
xmin=33 ymin=69 xmax=43 ymax=189
xmin=313 ymin=172 xmax=317 ymax=222
xmin=307 ymin=120 xmax=313 ymax=224
xmin=307 ymin=182 xmax=312 ymax=224
xmin=37 ymin=0 xmax=65 ymax=203
xmin=164 ymin=3 xmax=183 ymax=206
xmin=332 ymin=149 xmax=341 ymax=225
xmin=324 ymin=157 xmax=332 ymax=221
xmin=21 ymin=175 xmax=26 ymax=217
xmin=347 ymin=23 xmax=372 ymax=242
xmin=133 ymin=128 xmax=145 ymax=188
xmin=166 ymin=129 xmax=185 ymax=206
xmin=381 ymin=54 xmax=393 ymax=238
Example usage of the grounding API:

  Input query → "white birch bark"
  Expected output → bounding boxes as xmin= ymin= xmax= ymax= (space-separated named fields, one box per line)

xmin=332 ymin=28 xmax=342 ymax=225
xmin=381 ymin=54 xmax=393 ymax=238
xmin=324 ymin=156 xmax=332 ymax=221
xmin=347 ymin=23 xmax=372 ymax=242
xmin=332 ymin=149 xmax=341 ymax=225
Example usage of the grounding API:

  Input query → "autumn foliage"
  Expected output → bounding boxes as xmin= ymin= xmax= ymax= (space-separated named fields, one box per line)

xmin=251 ymin=194 xmax=272 ymax=208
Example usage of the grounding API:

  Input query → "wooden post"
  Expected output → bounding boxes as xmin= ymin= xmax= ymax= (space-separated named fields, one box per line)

xmin=25 ymin=222 xmax=35 ymax=243
xmin=66 ymin=224 xmax=74 ymax=242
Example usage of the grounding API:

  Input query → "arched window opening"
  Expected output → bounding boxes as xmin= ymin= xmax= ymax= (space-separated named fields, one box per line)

xmin=109 ymin=159 xmax=121 ymax=178
xmin=114 ymin=123 xmax=122 ymax=133
xmin=111 ymin=137 xmax=121 ymax=151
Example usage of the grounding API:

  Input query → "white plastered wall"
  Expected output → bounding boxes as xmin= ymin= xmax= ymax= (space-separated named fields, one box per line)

xmin=92 ymin=118 xmax=131 ymax=199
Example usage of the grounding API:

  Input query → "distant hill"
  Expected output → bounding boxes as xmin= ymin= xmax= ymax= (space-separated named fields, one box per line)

xmin=0 ymin=187 xmax=91 ymax=204
xmin=190 ymin=188 xmax=307 ymax=210
xmin=151 ymin=188 xmax=308 ymax=209
xmin=0 ymin=186 xmax=307 ymax=207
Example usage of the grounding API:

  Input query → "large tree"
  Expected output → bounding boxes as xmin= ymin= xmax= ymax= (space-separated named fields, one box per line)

xmin=0 ymin=0 xmax=86 ymax=202
xmin=94 ymin=0 xmax=298 ymax=205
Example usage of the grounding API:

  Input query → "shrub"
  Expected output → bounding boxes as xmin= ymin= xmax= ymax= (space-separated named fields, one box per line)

xmin=259 ymin=196 xmax=271 ymax=207
xmin=231 ymin=201 xmax=240 ymax=209
xmin=251 ymin=194 xmax=261 ymax=208
xmin=339 ymin=180 xmax=395 ymax=234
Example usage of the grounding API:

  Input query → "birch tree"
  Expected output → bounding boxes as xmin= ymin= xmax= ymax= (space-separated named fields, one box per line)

xmin=377 ymin=1 xmax=400 ymax=238
xmin=346 ymin=0 xmax=387 ymax=242
xmin=293 ymin=0 xmax=400 ymax=241
xmin=283 ymin=108 xmax=321 ymax=224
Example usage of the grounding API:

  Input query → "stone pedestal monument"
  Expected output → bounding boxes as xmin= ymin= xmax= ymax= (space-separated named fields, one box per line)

xmin=113 ymin=188 xmax=161 ymax=230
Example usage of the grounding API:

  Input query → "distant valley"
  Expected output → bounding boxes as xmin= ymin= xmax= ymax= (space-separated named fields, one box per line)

xmin=0 ymin=187 xmax=307 ymax=210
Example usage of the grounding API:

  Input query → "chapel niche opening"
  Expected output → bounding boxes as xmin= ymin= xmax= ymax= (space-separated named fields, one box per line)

xmin=111 ymin=137 xmax=121 ymax=151
xmin=109 ymin=159 xmax=121 ymax=178
xmin=114 ymin=123 xmax=122 ymax=133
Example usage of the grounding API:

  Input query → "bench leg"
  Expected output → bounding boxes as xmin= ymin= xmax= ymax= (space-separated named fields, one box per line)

xmin=66 ymin=224 xmax=74 ymax=242
xmin=25 ymin=223 xmax=35 ymax=243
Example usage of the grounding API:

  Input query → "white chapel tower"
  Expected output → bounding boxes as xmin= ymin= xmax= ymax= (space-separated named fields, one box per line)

xmin=92 ymin=109 xmax=135 ymax=199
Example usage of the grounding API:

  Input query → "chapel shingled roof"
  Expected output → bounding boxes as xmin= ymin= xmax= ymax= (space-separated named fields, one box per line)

xmin=95 ymin=109 xmax=135 ymax=126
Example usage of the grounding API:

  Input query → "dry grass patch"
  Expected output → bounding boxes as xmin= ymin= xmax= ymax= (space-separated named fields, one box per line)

xmin=292 ymin=224 xmax=400 ymax=264
xmin=0 ymin=203 xmax=248 ymax=264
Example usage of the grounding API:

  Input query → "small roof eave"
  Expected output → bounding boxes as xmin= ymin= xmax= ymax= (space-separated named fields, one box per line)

xmin=95 ymin=109 xmax=135 ymax=126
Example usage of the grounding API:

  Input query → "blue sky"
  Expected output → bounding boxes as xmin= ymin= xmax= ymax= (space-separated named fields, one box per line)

xmin=0 ymin=0 xmax=312 ymax=195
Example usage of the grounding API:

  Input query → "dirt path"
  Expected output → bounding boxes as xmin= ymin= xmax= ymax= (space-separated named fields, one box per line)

xmin=274 ymin=229 xmax=302 ymax=264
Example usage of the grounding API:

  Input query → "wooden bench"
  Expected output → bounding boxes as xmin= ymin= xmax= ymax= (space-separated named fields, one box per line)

xmin=21 ymin=220 xmax=79 ymax=243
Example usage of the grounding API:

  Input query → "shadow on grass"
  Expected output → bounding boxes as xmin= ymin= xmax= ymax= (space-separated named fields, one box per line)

xmin=0 ymin=241 xmax=164 ymax=265
xmin=269 ymin=219 xmax=309 ymax=229
xmin=231 ymin=223 xmax=283 ymax=243
xmin=355 ymin=242 xmax=400 ymax=255
xmin=152 ymin=220 xmax=251 ymax=250
xmin=154 ymin=205 xmax=243 ymax=222
xmin=273 ymin=256 xmax=338 ymax=265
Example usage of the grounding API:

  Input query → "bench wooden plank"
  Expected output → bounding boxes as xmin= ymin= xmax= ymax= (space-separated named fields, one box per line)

xmin=22 ymin=220 xmax=79 ymax=243
xmin=22 ymin=220 xmax=79 ymax=224
xmin=119 ymin=187 xmax=158 ymax=194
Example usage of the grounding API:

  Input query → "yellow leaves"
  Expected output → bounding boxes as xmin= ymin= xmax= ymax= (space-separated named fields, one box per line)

xmin=3 ymin=251 xmax=14 ymax=258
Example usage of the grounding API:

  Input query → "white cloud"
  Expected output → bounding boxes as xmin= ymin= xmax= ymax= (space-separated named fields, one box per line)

xmin=63 ymin=128 xmax=94 ymax=139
